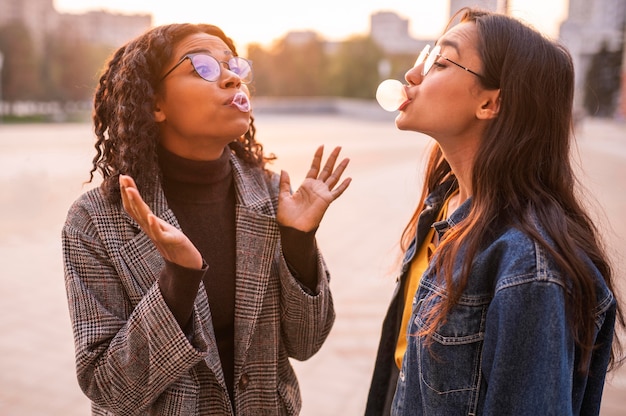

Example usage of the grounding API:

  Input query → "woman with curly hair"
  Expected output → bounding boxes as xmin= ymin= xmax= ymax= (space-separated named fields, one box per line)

xmin=366 ymin=8 xmax=623 ymax=415
xmin=62 ymin=23 xmax=350 ymax=415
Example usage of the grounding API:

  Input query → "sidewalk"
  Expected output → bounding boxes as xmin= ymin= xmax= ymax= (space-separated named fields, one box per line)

xmin=0 ymin=114 xmax=624 ymax=415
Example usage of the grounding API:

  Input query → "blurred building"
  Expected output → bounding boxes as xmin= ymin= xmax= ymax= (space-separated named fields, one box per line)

xmin=449 ymin=0 xmax=500 ymax=17
xmin=560 ymin=0 xmax=626 ymax=117
xmin=369 ymin=11 xmax=426 ymax=55
xmin=560 ymin=0 xmax=626 ymax=114
xmin=0 ymin=0 xmax=152 ymax=52
xmin=370 ymin=0 xmax=505 ymax=55
xmin=58 ymin=11 xmax=152 ymax=48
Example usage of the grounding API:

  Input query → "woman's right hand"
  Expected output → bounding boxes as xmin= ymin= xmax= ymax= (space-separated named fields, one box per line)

xmin=119 ymin=175 xmax=203 ymax=269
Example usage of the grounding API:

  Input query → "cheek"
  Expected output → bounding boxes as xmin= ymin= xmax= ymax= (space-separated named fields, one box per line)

xmin=164 ymin=87 xmax=217 ymax=119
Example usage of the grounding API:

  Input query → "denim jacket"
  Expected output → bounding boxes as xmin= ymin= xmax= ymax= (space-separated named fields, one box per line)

xmin=390 ymin=193 xmax=616 ymax=415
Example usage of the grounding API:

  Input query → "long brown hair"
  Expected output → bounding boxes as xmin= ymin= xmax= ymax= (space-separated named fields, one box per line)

xmin=89 ymin=23 xmax=272 ymax=205
xmin=401 ymin=8 xmax=623 ymax=372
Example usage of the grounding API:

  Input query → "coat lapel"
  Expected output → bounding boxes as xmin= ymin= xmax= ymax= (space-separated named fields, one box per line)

xmin=114 ymin=187 xmax=225 ymax=383
xmin=229 ymin=155 xmax=280 ymax=377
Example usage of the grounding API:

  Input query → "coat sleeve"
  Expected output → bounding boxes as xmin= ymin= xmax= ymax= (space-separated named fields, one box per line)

xmin=277 ymin=247 xmax=335 ymax=361
xmin=263 ymin=170 xmax=335 ymax=361
xmin=62 ymin=197 xmax=209 ymax=416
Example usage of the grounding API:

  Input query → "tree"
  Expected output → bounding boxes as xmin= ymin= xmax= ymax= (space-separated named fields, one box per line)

xmin=267 ymin=34 xmax=327 ymax=96
xmin=0 ymin=22 xmax=41 ymax=100
xmin=246 ymin=43 xmax=274 ymax=96
xmin=44 ymin=28 xmax=113 ymax=102
xmin=326 ymin=35 xmax=383 ymax=98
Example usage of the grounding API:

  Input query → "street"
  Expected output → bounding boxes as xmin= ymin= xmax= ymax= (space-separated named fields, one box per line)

xmin=0 ymin=112 xmax=624 ymax=415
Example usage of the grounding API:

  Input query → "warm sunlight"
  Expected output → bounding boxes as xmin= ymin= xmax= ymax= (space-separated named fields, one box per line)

xmin=53 ymin=0 xmax=568 ymax=50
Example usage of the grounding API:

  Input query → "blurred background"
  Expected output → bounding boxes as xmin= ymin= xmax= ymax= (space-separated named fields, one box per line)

xmin=0 ymin=0 xmax=624 ymax=120
xmin=1 ymin=0 xmax=625 ymax=415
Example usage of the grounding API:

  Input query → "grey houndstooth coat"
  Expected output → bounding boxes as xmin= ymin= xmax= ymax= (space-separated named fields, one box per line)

xmin=62 ymin=153 xmax=335 ymax=415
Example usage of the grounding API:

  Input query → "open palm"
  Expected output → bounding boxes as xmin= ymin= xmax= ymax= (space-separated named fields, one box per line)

xmin=277 ymin=146 xmax=351 ymax=232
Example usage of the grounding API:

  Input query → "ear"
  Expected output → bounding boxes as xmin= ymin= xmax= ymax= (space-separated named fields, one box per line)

xmin=476 ymin=89 xmax=500 ymax=120
xmin=153 ymin=97 xmax=166 ymax=123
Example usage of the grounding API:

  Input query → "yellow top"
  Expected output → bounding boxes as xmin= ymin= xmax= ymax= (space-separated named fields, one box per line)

xmin=394 ymin=191 xmax=458 ymax=369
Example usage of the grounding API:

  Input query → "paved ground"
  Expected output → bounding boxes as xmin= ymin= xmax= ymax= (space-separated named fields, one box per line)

xmin=0 ymin=112 xmax=624 ymax=415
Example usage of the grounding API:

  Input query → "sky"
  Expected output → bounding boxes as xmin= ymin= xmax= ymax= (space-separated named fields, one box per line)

xmin=53 ymin=0 xmax=569 ymax=51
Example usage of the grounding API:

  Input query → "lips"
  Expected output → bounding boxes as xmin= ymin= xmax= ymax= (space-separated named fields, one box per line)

xmin=398 ymin=98 xmax=412 ymax=112
xmin=230 ymin=91 xmax=250 ymax=113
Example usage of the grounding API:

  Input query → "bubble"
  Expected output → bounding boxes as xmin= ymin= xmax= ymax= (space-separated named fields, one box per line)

xmin=376 ymin=79 xmax=407 ymax=112
xmin=231 ymin=91 xmax=250 ymax=112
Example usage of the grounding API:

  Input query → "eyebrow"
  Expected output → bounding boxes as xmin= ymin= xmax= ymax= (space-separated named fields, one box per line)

xmin=176 ymin=48 xmax=233 ymax=60
xmin=438 ymin=39 xmax=461 ymax=56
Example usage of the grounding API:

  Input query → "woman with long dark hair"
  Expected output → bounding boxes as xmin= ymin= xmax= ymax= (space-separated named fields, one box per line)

xmin=366 ymin=8 xmax=623 ymax=415
xmin=63 ymin=23 xmax=350 ymax=415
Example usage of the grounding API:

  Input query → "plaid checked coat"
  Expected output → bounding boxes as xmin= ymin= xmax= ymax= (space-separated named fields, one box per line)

xmin=62 ymin=153 xmax=335 ymax=415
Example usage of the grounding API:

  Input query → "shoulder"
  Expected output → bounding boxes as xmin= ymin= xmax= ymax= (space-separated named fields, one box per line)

xmin=63 ymin=185 xmax=130 ymax=240
xmin=480 ymin=226 xmax=612 ymax=313
xmin=65 ymin=187 xmax=116 ymax=225
xmin=475 ymin=225 xmax=564 ymax=291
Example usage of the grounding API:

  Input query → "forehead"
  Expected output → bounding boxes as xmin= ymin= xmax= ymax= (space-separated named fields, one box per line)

xmin=172 ymin=33 xmax=233 ymax=60
xmin=437 ymin=21 xmax=479 ymax=57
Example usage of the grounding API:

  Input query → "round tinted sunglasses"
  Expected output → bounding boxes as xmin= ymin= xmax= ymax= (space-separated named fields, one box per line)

xmin=415 ymin=44 xmax=483 ymax=79
xmin=161 ymin=53 xmax=253 ymax=84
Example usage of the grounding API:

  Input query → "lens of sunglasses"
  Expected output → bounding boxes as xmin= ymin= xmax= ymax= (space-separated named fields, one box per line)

xmin=414 ymin=45 xmax=430 ymax=68
xmin=189 ymin=55 xmax=253 ymax=84
xmin=227 ymin=57 xmax=253 ymax=83
xmin=422 ymin=45 xmax=441 ymax=77
xmin=189 ymin=55 xmax=222 ymax=82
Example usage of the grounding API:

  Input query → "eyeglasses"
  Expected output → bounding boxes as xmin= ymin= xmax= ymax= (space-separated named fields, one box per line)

xmin=160 ymin=53 xmax=253 ymax=84
xmin=415 ymin=44 xmax=483 ymax=79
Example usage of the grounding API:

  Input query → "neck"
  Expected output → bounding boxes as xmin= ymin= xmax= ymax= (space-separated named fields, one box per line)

xmin=438 ymin=138 xmax=479 ymax=213
xmin=159 ymin=136 xmax=233 ymax=161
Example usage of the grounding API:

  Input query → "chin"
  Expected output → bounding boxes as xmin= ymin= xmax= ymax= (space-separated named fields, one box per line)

xmin=394 ymin=113 xmax=410 ymax=131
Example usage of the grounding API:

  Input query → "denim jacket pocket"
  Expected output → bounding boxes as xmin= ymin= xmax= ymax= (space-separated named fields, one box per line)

xmin=410 ymin=290 xmax=489 ymax=411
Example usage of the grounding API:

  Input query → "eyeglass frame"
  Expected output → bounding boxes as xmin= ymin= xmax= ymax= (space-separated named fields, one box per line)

xmin=415 ymin=44 xmax=484 ymax=80
xmin=160 ymin=53 xmax=253 ymax=84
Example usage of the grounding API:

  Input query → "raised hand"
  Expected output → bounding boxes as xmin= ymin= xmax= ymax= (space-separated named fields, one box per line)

xmin=277 ymin=146 xmax=351 ymax=232
xmin=119 ymin=175 xmax=203 ymax=269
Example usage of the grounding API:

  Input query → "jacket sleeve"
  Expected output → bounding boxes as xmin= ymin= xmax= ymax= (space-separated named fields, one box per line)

xmin=62 ymin=199 xmax=209 ymax=416
xmin=277 ymin=245 xmax=335 ymax=361
xmin=480 ymin=279 xmax=575 ymax=415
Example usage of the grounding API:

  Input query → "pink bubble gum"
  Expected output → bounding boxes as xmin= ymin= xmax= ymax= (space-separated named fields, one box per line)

xmin=231 ymin=91 xmax=251 ymax=112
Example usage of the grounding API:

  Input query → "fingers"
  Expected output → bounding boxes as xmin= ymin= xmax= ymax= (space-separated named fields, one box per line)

xmin=325 ymin=156 xmax=350 ymax=192
xmin=331 ymin=177 xmax=352 ymax=200
xmin=119 ymin=175 xmax=154 ymax=231
xmin=305 ymin=145 xmax=349 ymax=185
xmin=317 ymin=146 xmax=342 ymax=182
xmin=305 ymin=145 xmax=324 ymax=180
xmin=278 ymin=170 xmax=292 ymax=197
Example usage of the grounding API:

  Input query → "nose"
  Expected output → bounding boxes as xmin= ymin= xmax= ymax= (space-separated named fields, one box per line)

xmin=220 ymin=62 xmax=242 ymax=88
xmin=404 ymin=65 xmax=424 ymax=86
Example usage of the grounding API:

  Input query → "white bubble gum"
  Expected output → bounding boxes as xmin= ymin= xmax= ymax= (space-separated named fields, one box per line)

xmin=375 ymin=79 xmax=407 ymax=112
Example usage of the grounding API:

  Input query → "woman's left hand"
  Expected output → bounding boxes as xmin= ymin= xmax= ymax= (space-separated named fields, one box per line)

xmin=119 ymin=174 xmax=203 ymax=269
xmin=277 ymin=145 xmax=351 ymax=232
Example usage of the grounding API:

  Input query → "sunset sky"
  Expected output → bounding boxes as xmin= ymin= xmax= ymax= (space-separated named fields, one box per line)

xmin=53 ymin=0 xmax=568 ymax=50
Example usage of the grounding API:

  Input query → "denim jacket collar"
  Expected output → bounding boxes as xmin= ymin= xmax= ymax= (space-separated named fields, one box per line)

xmin=431 ymin=196 xmax=472 ymax=239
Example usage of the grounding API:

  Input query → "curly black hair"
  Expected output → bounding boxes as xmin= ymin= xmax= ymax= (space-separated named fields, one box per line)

xmin=89 ymin=23 xmax=272 ymax=205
